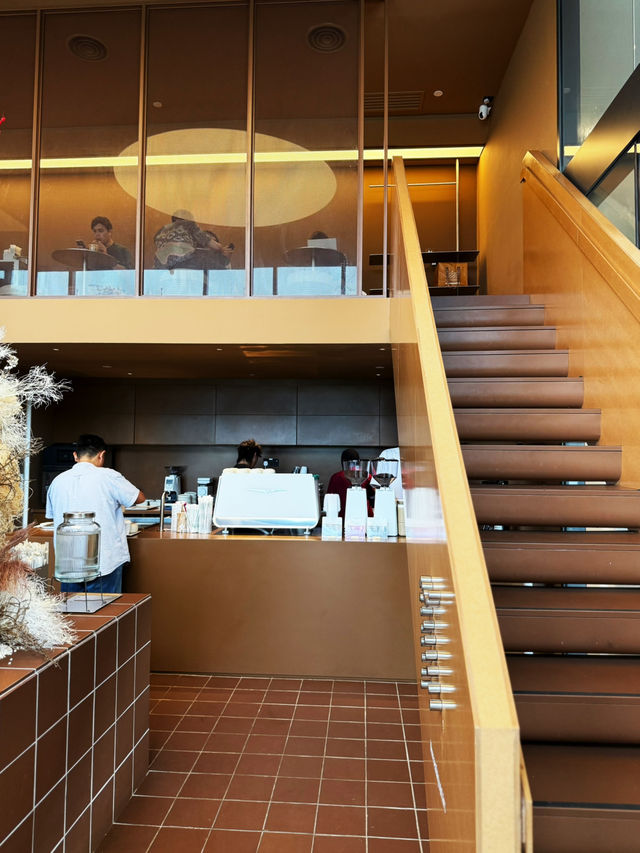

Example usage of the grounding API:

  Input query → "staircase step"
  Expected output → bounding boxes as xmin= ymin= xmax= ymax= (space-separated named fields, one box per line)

xmin=430 ymin=294 xmax=532 ymax=307
xmin=455 ymin=408 xmax=601 ymax=442
xmin=481 ymin=530 xmax=640 ymax=584
xmin=472 ymin=484 xmax=640 ymax=527
xmin=494 ymin=586 xmax=640 ymax=654
xmin=448 ymin=376 xmax=584 ymax=408
xmin=526 ymin=744 xmax=640 ymax=853
xmin=434 ymin=304 xmax=545 ymax=328
xmin=442 ymin=350 xmax=569 ymax=377
xmin=462 ymin=444 xmax=620 ymax=482
xmin=438 ymin=325 xmax=556 ymax=351
xmin=510 ymin=653 xmax=640 ymax=743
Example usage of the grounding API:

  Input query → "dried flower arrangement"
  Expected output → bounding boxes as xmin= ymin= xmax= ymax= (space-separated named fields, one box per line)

xmin=0 ymin=330 xmax=72 ymax=661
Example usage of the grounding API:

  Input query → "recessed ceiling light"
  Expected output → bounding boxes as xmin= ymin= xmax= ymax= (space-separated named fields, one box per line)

xmin=375 ymin=365 xmax=385 ymax=369
xmin=379 ymin=347 xmax=386 ymax=351
xmin=216 ymin=347 xmax=223 ymax=351
xmin=102 ymin=365 xmax=112 ymax=369
xmin=127 ymin=372 xmax=133 ymax=376
xmin=52 ymin=347 xmax=60 ymax=351
xmin=433 ymin=89 xmax=444 ymax=97
xmin=152 ymin=101 xmax=163 ymax=109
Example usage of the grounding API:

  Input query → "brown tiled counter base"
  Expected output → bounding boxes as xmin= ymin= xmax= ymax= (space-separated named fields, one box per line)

xmin=0 ymin=593 xmax=151 ymax=852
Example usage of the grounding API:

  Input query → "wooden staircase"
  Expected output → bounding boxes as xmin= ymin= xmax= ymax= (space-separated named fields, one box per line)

xmin=434 ymin=293 xmax=640 ymax=852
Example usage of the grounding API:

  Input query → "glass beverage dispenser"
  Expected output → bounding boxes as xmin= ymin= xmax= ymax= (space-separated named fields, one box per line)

xmin=54 ymin=511 xmax=100 ymax=583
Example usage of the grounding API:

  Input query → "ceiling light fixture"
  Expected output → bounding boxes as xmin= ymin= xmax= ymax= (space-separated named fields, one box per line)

xmin=433 ymin=90 xmax=444 ymax=97
xmin=67 ymin=34 xmax=108 ymax=62
xmin=307 ymin=24 xmax=347 ymax=53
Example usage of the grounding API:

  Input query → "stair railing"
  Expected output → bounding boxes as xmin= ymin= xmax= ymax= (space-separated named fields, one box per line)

xmin=389 ymin=156 xmax=530 ymax=852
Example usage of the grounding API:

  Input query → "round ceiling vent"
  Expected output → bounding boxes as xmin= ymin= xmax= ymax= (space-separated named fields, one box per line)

xmin=67 ymin=34 xmax=108 ymax=62
xmin=307 ymin=24 xmax=347 ymax=53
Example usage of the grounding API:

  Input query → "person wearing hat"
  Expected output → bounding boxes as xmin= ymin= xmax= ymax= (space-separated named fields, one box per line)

xmin=153 ymin=209 xmax=234 ymax=270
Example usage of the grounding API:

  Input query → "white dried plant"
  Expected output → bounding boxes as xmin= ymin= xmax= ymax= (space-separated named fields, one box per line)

xmin=0 ymin=572 xmax=76 ymax=657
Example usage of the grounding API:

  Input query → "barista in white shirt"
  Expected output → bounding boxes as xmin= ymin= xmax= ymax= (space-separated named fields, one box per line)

xmin=46 ymin=434 xmax=144 ymax=594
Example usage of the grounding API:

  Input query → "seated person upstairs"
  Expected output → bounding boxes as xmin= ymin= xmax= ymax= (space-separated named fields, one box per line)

xmin=90 ymin=216 xmax=133 ymax=270
xmin=153 ymin=210 xmax=233 ymax=270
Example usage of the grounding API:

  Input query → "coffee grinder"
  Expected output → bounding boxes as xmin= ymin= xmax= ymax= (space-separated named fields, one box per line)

xmin=342 ymin=458 xmax=370 ymax=539
xmin=163 ymin=466 xmax=183 ymax=503
xmin=369 ymin=457 xmax=399 ymax=536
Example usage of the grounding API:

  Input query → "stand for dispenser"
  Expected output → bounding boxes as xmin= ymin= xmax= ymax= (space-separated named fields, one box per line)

xmin=62 ymin=575 xmax=121 ymax=613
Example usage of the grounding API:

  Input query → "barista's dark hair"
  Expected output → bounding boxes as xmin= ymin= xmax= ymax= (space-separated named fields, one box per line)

xmin=341 ymin=447 xmax=360 ymax=465
xmin=236 ymin=438 xmax=262 ymax=465
xmin=75 ymin=434 xmax=107 ymax=459
xmin=90 ymin=216 xmax=113 ymax=232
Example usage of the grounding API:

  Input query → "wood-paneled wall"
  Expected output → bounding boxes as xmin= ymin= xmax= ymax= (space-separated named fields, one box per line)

xmin=522 ymin=151 xmax=640 ymax=487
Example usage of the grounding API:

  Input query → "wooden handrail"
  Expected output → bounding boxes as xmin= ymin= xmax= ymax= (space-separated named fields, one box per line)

xmin=389 ymin=157 xmax=527 ymax=852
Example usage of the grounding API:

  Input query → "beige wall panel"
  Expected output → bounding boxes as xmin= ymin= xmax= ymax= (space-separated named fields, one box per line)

xmin=477 ymin=0 xmax=557 ymax=294
xmin=2 ymin=298 xmax=390 ymax=345
xmin=522 ymin=169 xmax=640 ymax=487
xmin=126 ymin=535 xmax=415 ymax=680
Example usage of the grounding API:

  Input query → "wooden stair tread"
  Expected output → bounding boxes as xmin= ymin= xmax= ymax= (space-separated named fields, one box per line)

xmin=506 ymin=654 xmax=640 ymax=695
xmin=449 ymin=376 xmax=584 ymax=408
xmin=443 ymin=349 xmax=570 ymax=377
xmin=433 ymin=305 xmax=545 ymax=327
xmin=462 ymin=444 xmax=620 ymax=483
xmin=493 ymin=585 xmax=640 ymax=611
xmin=455 ymin=408 xmax=601 ymax=442
xmin=429 ymin=294 xmax=532 ymax=306
xmin=438 ymin=325 xmax=556 ymax=351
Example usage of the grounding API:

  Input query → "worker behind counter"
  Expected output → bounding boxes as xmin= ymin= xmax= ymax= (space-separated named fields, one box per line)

xmin=46 ymin=433 xmax=144 ymax=594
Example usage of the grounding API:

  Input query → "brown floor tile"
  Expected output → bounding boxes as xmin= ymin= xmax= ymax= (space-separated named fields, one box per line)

xmin=284 ymin=736 xmax=325 ymax=757
xmin=332 ymin=681 xmax=365 ymax=694
xmin=417 ymin=809 xmax=429 ymax=840
xmin=401 ymin=709 xmax=420 ymax=725
xmin=367 ymin=707 xmax=403 ymax=724
xmin=257 ymin=703 xmax=295 ymax=720
xmin=149 ymin=713 xmax=181 ymax=731
xmin=209 ymin=676 xmax=240 ymax=688
xmin=227 ymin=703 xmax=263 ymax=718
xmin=292 ymin=705 xmax=329 ymax=721
xmin=269 ymin=679 xmax=302 ymax=691
xmin=165 ymin=686 xmax=202 ymax=700
xmin=163 ymin=731 xmax=209 ymax=751
xmin=367 ymin=723 xmax=404 ymax=741
xmin=134 ymin=770 xmax=188 ymax=797
xmin=406 ymin=741 xmax=424 ymax=760
xmin=298 ymin=692 xmax=331 ymax=706
xmin=367 ymin=759 xmax=411 ymax=783
xmin=367 ymin=839 xmax=421 ymax=852
xmin=238 ymin=677 xmax=272 ymax=689
xmin=148 ymin=826 xmax=209 ymax=852
xmin=315 ymin=804 xmax=366 ymax=836
xmin=409 ymin=761 xmax=425 ymax=782
xmin=235 ymin=754 xmax=282 ymax=776
xmin=180 ymin=772 xmax=232 ymax=799
xmin=205 ymin=732 xmax=248 ymax=753
xmin=259 ymin=833 xmax=313 ymax=853
xmin=367 ymin=740 xmax=408 ymax=761
xmin=149 ymin=749 xmax=198 ymax=773
xmin=226 ymin=774 xmax=276 ymax=801
xmin=322 ymin=757 xmax=365 ymax=781
xmin=272 ymin=776 xmax=320 ymax=804
xmin=198 ymin=688 xmax=235 ymax=701
xmin=289 ymin=719 xmax=327 ymax=738
xmin=278 ymin=755 xmax=323 ymax=779
xmin=365 ymin=696 xmax=399 ymax=709
xmin=327 ymin=721 xmax=365 ymax=739
xmin=252 ymin=718 xmax=290 ymax=736
xmin=329 ymin=706 xmax=364 ymax=723
xmin=116 ymin=794 xmax=172 ymax=826
xmin=232 ymin=689 xmax=266 ymax=703
xmin=152 ymin=699 xmax=192 ymax=715
xmin=204 ymin=829 xmax=261 ymax=852
xmin=319 ymin=778 xmax=365 ymax=806
xmin=325 ymin=739 xmax=365 ymax=759
xmin=313 ymin=836 xmax=366 ymax=853
xmin=149 ymin=731 xmax=171 ymax=751
xmin=263 ymin=691 xmax=299 ymax=704
xmin=188 ymin=701 xmax=226 ymax=717
xmin=97 ymin=823 xmax=157 ymax=851
xmin=176 ymin=715 xmax=219 ymax=733
xmin=245 ymin=734 xmax=287 ymax=755
xmin=367 ymin=807 xmax=419 ymax=839
xmin=331 ymin=694 xmax=365 ymax=708
xmin=412 ymin=783 xmax=427 ymax=811
xmin=265 ymin=802 xmax=316 ymax=834
xmin=368 ymin=781 xmax=415 ymax=808
xmin=214 ymin=716 xmax=254 ymax=734
xmin=214 ymin=799 xmax=269 ymax=831
xmin=301 ymin=679 xmax=332 ymax=692
xmin=165 ymin=797 xmax=221 ymax=828
xmin=366 ymin=682 xmax=397 ymax=695
xmin=193 ymin=752 xmax=241 ymax=775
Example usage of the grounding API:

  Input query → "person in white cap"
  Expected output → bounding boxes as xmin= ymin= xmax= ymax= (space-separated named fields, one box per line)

xmin=153 ymin=209 xmax=233 ymax=270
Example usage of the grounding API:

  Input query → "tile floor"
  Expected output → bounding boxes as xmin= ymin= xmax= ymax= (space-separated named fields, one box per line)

xmin=98 ymin=674 xmax=430 ymax=852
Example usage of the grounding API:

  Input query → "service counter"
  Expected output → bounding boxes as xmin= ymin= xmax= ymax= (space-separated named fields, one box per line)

xmin=125 ymin=529 xmax=415 ymax=681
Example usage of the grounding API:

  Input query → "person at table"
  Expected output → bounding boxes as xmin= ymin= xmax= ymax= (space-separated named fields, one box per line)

xmin=153 ymin=209 xmax=234 ymax=270
xmin=326 ymin=447 xmax=374 ymax=517
xmin=46 ymin=433 xmax=144 ymax=594
xmin=236 ymin=438 xmax=263 ymax=469
xmin=90 ymin=216 xmax=134 ymax=269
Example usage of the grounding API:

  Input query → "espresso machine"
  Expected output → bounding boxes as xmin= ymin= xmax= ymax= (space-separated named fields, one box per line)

xmin=163 ymin=466 xmax=183 ymax=503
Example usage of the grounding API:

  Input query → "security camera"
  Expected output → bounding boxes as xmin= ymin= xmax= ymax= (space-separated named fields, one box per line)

xmin=478 ymin=96 xmax=493 ymax=121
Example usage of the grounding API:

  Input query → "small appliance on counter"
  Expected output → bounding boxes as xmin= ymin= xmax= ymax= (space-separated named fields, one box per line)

xmin=342 ymin=458 xmax=369 ymax=540
xmin=369 ymin=457 xmax=399 ymax=537
xmin=163 ymin=466 xmax=183 ymax=503
xmin=197 ymin=477 xmax=214 ymax=498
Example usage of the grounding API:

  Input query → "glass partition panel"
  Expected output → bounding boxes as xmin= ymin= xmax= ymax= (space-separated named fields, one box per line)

xmin=587 ymin=146 xmax=638 ymax=244
xmin=253 ymin=0 xmax=359 ymax=296
xmin=36 ymin=10 xmax=140 ymax=297
xmin=144 ymin=4 xmax=249 ymax=297
xmin=0 ymin=14 xmax=37 ymax=297
xmin=560 ymin=0 xmax=639 ymax=168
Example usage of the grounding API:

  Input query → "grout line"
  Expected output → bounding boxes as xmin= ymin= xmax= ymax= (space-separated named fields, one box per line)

xmin=364 ymin=681 xmax=369 ymax=853
xmin=395 ymin=682 xmax=425 ymax=851
xmin=309 ymin=681 xmax=331 ymax=853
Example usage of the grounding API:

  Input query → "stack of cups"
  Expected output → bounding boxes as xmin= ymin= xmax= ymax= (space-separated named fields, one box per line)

xmin=197 ymin=495 xmax=214 ymax=533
